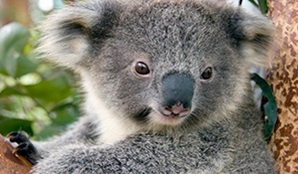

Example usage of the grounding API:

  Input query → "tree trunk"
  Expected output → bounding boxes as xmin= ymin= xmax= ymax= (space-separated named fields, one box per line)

xmin=267 ymin=0 xmax=298 ymax=173
xmin=0 ymin=0 xmax=30 ymax=27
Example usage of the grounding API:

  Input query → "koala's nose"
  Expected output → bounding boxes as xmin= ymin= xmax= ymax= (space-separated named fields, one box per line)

xmin=161 ymin=73 xmax=194 ymax=117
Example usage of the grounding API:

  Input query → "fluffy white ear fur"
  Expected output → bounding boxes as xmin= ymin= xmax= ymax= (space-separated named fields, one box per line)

xmin=239 ymin=14 xmax=276 ymax=67
xmin=37 ymin=4 xmax=100 ymax=68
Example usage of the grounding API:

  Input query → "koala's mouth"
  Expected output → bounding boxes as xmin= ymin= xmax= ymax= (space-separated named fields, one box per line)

xmin=160 ymin=105 xmax=190 ymax=118
xmin=150 ymin=108 xmax=189 ymax=126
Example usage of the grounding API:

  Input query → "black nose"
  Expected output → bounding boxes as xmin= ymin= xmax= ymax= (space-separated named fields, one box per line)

xmin=161 ymin=73 xmax=194 ymax=117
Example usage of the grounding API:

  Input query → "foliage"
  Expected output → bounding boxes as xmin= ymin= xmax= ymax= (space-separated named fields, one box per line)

xmin=0 ymin=22 xmax=79 ymax=140
xmin=251 ymin=73 xmax=278 ymax=141
xmin=241 ymin=0 xmax=268 ymax=14
xmin=257 ymin=0 xmax=268 ymax=14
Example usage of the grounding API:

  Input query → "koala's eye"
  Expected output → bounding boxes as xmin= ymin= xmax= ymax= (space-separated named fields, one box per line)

xmin=135 ymin=62 xmax=150 ymax=75
xmin=200 ymin=67 xmax=213 ymax=80
xmin=134 ymin=61 xmax=150 ymax=76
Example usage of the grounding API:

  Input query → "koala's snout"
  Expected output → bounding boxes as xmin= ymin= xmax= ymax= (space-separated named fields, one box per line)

xmin=161 ymin=73 xmax=194 ymax=117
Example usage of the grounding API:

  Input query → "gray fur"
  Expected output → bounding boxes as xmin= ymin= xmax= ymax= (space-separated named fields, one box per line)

xmin=33 ymin=0 xmax=276 ymax=173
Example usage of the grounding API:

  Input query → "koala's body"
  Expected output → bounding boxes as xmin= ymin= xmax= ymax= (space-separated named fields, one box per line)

xmin=10 ymin=0 xmax=277 ymax=173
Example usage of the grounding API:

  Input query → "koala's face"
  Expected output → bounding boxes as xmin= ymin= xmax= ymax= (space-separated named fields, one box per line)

xmin=39 ymin=0 xmax=274 ymax=131
xmin=85 ymin=2 xmax=257 ymax=130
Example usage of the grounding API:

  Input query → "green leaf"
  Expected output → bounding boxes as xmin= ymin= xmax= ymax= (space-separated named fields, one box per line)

xmin=35 ymin=125 xmax=64 ymax=140
xmin=257 ymin=0 xmax=268 ymax=14
xmin=0 ymin=22 xmax=30 ymax=77
xmin=35 ymin=101 xmax=79 ymax=140
xmin=25 ymin=77 xmax=72 ymax=107
xmin=15 ymin=55 xmax=37 ymax=77
xmin=0 ymin=116 xmax=33 ymax=136
xmin=50 ymin=103 xmax=79 ymax=126
xmin=251 ymin=73 xmax=278 ymax=141
xmin=0 ymin=86 xmax=25 ymax=97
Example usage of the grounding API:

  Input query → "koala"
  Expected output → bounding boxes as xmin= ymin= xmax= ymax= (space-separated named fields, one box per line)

xmin=8 ymin=0 xmax=276 ymax=173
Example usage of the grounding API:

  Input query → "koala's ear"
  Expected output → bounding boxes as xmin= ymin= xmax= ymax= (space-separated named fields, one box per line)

xmin=224 ymin=10 xmax=276 ymax=66
xmin=37 ymin=1 xmax=120 ymax=68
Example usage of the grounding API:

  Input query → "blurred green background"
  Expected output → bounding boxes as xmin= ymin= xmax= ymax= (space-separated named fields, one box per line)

xmin=0 ymin=0 xmax=80 ymax=140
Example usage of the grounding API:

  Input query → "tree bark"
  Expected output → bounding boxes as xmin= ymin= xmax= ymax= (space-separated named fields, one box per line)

xmin=267 ymin=0 xmax=298 ymax=173
xmin=0 ymin=134 xmax=31 ymax=174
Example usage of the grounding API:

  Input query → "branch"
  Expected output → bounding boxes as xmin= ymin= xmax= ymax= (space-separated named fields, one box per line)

xmin=0 ymin=134 xmax=31 ymax=174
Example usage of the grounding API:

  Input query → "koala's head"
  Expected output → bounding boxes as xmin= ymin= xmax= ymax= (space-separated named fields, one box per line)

xmin=38 ymin=0 xmax=275 ymax=132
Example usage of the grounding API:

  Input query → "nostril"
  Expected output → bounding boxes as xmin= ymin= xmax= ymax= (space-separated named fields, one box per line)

xmin=161 ymin=104 xmax=191 ymax=117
